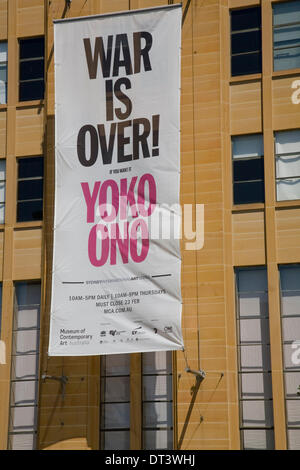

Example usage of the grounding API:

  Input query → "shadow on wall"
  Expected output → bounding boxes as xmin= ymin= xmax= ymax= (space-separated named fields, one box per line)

xmin=43 ymin=437 xmax=91 ymax=450
xmin=37 ymin=360 xmax=95 ymax=450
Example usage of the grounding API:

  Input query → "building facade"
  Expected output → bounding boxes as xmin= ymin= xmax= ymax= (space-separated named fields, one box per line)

xmin=0 ymin=0 xmax=299 ymax=450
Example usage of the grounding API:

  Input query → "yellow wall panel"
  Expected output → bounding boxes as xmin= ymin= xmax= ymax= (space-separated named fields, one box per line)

xmin=15 ymin=106 xmax=44 ymax=156
xmin=43 ymin=438 xmax=91 ymax=450
xmin=0 ymin=0 xmax=7 ymax=39
xmin=17 ymin=0 xmax=44 ymax=37
xmin=233 ymin=211 xmax=266 ymax=266
xmin=276 ymin=208 xmax=300 ymax=263
xmin=13 ymin=228 xmax=42 ymax=279
xmin=273 ymin=76 xmax=300 ymax=130
xmin=38 ymin=357 xmax=90 ymax=449
xmin=39 ymin=426 xmax=88 ymax=449
xmin=230 ymin=0 xmax=258 ymax=7
xmin=58 ymin=0 xmax=93 ymax=18
xmin=39 ymin=407 xmax=88 ymax=427
xmin=230 ymin=81 xmax=262 ymax=134
xmin=130 ymin=0 xmax=167 ymax=10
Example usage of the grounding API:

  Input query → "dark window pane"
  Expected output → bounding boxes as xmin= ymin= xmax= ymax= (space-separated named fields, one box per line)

xmin=231 ymin=7 xmax=262 ymax=77
xmin=18 ymin=179 xmax=43 ymax=201
xmin=231 ymin=30 xmax=261 ymax=55
xmin=234 ymin=158 xmax=264 ymax=182
xmin=19 ymin=37 xmax=44 ymax=60
xmin=234 ymin=180 xmax=265 ymax=204
xmin=231 ymin=52 xmax=262 ymax=76
xmin=231 ymin=7 xmax=261 ymax=32
xmin=17 ymin=200 xmax=43 ymax=222
xmin=15 ymin=281 xmax=41 ymax=309
xmin=20 ymin=59 xmax=44 ymax=81
xmin=19 ymin=80 xmax=44 ymax=101
xmin=18 ymin=158 xmax=43 ymax=179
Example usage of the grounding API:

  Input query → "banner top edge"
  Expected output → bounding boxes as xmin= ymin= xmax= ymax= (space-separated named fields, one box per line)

xmin=53 ymin=3 xmax=182 ymax=25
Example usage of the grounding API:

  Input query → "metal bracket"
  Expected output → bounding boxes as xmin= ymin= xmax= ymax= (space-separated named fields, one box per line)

xmin=42 ymin=374 xmax=68 ymax=400
xmin=185 ymin=367 xmax=206 ymax=382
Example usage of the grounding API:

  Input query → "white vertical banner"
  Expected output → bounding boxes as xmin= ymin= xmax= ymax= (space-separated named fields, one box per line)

xmin=49 ymin=5 xmax=183 ymax=356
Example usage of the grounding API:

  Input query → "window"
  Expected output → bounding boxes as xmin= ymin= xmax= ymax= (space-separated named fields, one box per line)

xmin=19 ymin=37 xmax=44 ymax=102
xmin=232 ymin=134 xmax=265 ymax=204
xmin=279 ymin=265 xmax=300 ymax=450
xmin=8 ymin=282 xmax=41 ymax=450
xmin=273 ymin=1 xmax=300 ymax=71
xmin=0 ymin=42 xmax=7 ymax=104
xmin=142 ymin=351 xmax=173 ymax=450
xmin=100 ymin=354 xmax=130 ymax=450
xmin=275 ymin=129 xmax=300 ymax=201
xmin=17 ymin=157 xmax=43 ymax=222
xmin=231 ymin=7 xmax=262 ymax=76
xmin=0 ymin=159 xmax=6 ymax=224
xmin=235 ymin=268 xmax=275 ymax=450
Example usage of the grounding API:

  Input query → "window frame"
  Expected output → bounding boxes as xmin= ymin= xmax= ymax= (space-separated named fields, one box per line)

xmin=18 ymin=36 xmax=45 ymax=103
xmin=16 ymin=156 xmax=44 ymax=223
xmin=231 ymin=134 xmax=265 ymax=205
xmin=272 ymin=0 xmax=300 ymax=72
xmin=279 ymin=264 xmax=300 ymax=450
xmin=99 ymin=354 xmax=131 ymax=450
xmin=230 ymin=6 xmax=262 ymax=77
xmin=7 ymin=281 xmax=41 ymax=451
xmin=142 ymin=351 xmax=173 ymax=450
xmin=235 ymin=267 xmax=275 ymax=450
xmin=274 ymin=129 xmax=300 ymax=202
xmin=0 ymin=41 xmax=8 ymax=105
